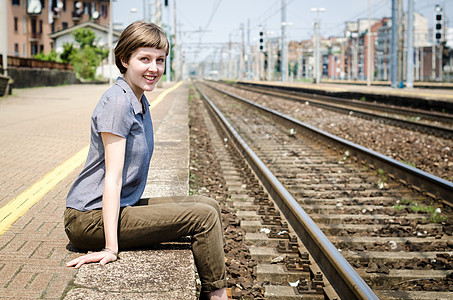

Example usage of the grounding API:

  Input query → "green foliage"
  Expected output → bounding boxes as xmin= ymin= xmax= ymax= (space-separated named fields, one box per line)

xmin=34 ymin=49 xmax=58 ymax=62
xmin=95 ymin=47 xmax=109 ymax=61
xmin=392 ymin=199 xmax=447 ymax=223
xmin=32 ymin=28 xmax=108 ymax=80
xmin=69 ymin=28 xmax=109 ymax=80
xmin=60 ymin=42 xmax=74 ymax=63
xmin=73 ymin=28 xmax=96 ymax=48
xmin=71 ymin=45 xmax=101 ymax=80
xmin=401 ymin=160 xmax=416 ymax=168
xmin=392 ymin=204 xmax=405 ymax=210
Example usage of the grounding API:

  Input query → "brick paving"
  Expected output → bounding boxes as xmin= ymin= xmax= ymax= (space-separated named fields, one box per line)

xmin=0 ymin=83 xmax=175 ymax=299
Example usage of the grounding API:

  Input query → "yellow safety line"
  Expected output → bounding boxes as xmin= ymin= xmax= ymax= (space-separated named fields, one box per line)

xmin=150 ymin=81 xmax=183 ymax=109
xmin=0 ymin=81 xmax=183 ymax=235
xmin=0 ymin=146 xmax=89 ymax=235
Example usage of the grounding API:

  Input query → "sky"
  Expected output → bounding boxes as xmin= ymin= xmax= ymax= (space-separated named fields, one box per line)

xmin=113 ymin=0 xmax=452 ymax=64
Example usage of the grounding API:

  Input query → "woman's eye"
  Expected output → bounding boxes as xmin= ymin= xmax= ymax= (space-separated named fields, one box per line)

xmin=141 ymin=57 xmax=149 ymax=62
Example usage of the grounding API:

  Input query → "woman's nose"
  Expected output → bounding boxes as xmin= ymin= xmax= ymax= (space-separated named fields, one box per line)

xmin=148 ymin=61 xmax=158 ymax=72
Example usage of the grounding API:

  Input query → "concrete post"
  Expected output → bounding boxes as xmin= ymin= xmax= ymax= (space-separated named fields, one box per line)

xmin=1 ymin=0 xmax=7 ymax=76
xmin=406 ymin=0 xmax=414 ymax=88
xmin=397 ymin=0 xmax=403 ymax=87
xmin=281 ymin=0 xmax=287 ymax=82
xmin=247 ymin=19 xmax=251 ymax=79
xmin=391 ymin=0 xmax=398 ymax=88
xmin=240 ymin=23 xmax=245 ymax=80
xmin=108 ymin=0 xmax=113 ymax=85
xmin=367 ymin=0 xmax=372 ymax=86
xmin=165 ymin=2 xmax=171 ymax=82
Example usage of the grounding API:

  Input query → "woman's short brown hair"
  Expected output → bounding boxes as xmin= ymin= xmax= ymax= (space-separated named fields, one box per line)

xmin=114 ymin=21 xmax=169 ymax=74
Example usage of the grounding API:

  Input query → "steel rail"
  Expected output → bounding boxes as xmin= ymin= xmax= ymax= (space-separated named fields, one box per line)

xmin=225 ymin=82 xmax=453 ymax=139
xmin=234 ymin=81 xmax=453 ymax=124
xmin=194 ymin=82 xmax=380 ymax=300
xmin=204 ymin=82 xmax=453 ymax=206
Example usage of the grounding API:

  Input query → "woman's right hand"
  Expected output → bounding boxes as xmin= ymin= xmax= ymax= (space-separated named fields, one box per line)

xmin=66 ymin=250 xmax=117 ymax=269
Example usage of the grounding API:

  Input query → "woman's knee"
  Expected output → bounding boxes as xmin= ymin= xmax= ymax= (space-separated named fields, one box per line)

xmin=194 ymin=196 xmax=221 ymax=217
xmin=192 ymin=203 xmax=221 ymax=232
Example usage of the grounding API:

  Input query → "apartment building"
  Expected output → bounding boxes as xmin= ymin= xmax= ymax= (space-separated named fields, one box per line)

xmin=7 ymin=0 xmax=110 ymax=58
xmin=375 ymin=12 xmax=430 ymax=81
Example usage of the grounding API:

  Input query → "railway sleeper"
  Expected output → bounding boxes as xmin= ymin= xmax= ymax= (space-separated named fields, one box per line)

xmin=358 ymin=269 xmax=451 ymax=287
xmin=376 ymin=290 xmax=453 ymax=300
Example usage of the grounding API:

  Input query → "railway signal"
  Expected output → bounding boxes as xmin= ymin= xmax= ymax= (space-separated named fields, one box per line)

xmin=434 ymin=5 xmax=444 ymax=44
xmin=259 ymin=26 xmax=265 ymax=52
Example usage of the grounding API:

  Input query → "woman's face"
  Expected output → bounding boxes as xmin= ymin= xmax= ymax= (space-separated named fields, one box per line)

xmin=122 ymin=47 xmax=166 ymax=100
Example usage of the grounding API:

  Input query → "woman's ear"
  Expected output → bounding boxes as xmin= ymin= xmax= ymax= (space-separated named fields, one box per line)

xmin=120 ymin=58 xmax=128 ymax=70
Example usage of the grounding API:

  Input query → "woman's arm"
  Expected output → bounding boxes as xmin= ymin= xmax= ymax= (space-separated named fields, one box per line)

xmin=66 ymin=132 xmax=126 ymax=268
xmin=101 ymin=132 xmax=126 ymax=253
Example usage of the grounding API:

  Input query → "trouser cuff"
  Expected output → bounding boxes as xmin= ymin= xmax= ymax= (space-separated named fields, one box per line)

xmin=200 ymin=278 xmax=227 ymax=295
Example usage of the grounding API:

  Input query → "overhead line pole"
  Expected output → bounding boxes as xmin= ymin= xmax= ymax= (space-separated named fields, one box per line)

xmin=165 ymin=1 xmax=171 ymax=82
xmin=311 ymin=7 xmax=325 ymax=84
xmin=241 ymin=23 xmax=245 ymax=80
xmin=1 ymin=0 xmax=8 ymax=76
xmin=281 ymin=0 xmax=287 ymax=82
xmin=108 ymin=0 xmax=113 ymax=85
xmin=173 ymin=0 xmax=178 ymax=81
xmin=406 ymin=0 xmax=414 ymax=88
xmin=247 ymin=19 xmax=251 ymax=79
xmin=367 ymin=0 xmax=372 ymax=86
xmin=397 ymin=0 xmax=403 ymax=87
xmin=391 ymin=0 xmax=397 ymax=88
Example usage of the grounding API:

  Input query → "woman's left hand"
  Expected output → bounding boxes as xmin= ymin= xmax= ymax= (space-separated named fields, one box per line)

xmin=66 ymin=250 xmax=117 ymax=269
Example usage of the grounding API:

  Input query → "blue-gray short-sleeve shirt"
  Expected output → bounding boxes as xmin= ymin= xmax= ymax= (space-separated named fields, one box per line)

xmin=66 ymin=77 xmax=154 ymax=211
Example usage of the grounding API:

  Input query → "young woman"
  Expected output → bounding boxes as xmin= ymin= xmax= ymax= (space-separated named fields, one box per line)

xmin=64 ymin=21 xmax=227 ymax=300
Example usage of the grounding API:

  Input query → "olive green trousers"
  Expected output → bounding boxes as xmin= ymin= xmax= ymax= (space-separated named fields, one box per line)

xmin=64 ymin=195 xmax=226 ymax=294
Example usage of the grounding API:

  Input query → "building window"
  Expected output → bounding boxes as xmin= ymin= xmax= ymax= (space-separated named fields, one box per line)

xmin=31 ymin=43 xmax=38 ymax=55
xmin=51 ymin=22 xmax=55 ymax=33
xmin=83 ymin=2 xmax=88 ymax=15
xmin=100 ymin=4 xmax=107 ymax=18
xmin=14 ymin=43 xmax=19 ymax=56
xmin=40 ymin=44 xmax=44 ymax=53
xmin=63 ymin=0 xmax=66 ymax=11
xmin=14 ymin=17 xmax=18 ymax=32
xmin=22 ymin=17 xmax=27 ymax=33
xmin=62 ymin=22 xmax=68 ymax=30
xmin=12 ymin=0 xmax=20 ymax=6
xmin=31 ymin=18 xmax=37 ymax=34
xmin=40 ymin=0 xmax=45 ymax=8
xmin=39 ymin=20 xmax=43 ymax=33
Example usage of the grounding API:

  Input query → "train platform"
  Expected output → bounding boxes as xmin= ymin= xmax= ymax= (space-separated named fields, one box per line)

xmin=240 ymin=80 xmax=453 ymax=113
xmin=0 ymin=81 xmax=196 ymax=299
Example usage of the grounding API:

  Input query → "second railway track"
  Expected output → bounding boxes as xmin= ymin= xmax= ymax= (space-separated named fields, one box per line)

xmin=192 ymin=81 xmax=453 ymax=299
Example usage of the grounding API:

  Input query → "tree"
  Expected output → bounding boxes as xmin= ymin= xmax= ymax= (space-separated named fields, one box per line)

xmin=32 ymin=28 xmax=108 ymax=80
xmin=60 ymin=42 xmax=74 ymax=63
xmin=73 ymin=28 xmax=96 ymax=48
xmin=71 ymin=45 xmax=100 ymax=80
xmin=69 ymin=28 xmax=109 ymax=80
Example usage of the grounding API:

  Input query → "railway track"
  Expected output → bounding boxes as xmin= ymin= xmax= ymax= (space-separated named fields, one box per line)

xmin=210 ymin=81 xmax=453 ymax=183
xmin=192 ymin=81 xmax=453 ymax=299
xmin=226 ymin=81 xmax=453 ymax=138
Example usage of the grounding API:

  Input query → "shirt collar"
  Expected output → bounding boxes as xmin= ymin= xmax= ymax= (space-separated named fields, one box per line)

xmin=115 ymin=77 xmax=149 ymax=115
